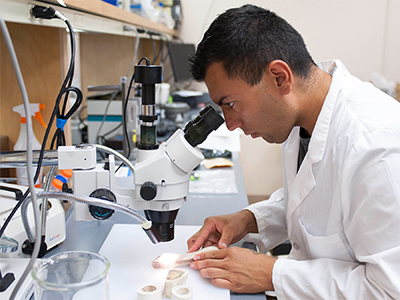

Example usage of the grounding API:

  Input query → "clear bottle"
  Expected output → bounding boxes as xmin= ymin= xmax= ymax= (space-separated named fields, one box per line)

xmin=130 ymin=4 xmax=142 ymax=16
xmin=158 ymin=2 xmax=175 ymax=29
xmin=141 ymin=0 xmax=160 ymax=22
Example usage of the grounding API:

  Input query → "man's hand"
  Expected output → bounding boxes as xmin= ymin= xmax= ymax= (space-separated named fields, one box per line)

xmin=190 ymin=247 xmax=276 ymax=293
xmin=187 ymin=210 xmax=258 ymax=252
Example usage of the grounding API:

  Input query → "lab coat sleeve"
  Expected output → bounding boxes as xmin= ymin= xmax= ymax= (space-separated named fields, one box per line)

xmin=273 ymin=129 xmax=400 ymax=299
xmin=244 ymin=187 xmax=288 ymax=253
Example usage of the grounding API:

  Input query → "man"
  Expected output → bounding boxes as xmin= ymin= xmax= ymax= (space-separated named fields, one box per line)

xmin=187 ymin=4 xmax=400 ymax=299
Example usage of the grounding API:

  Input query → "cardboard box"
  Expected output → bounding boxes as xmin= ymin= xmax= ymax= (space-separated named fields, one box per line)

xmin=0 ymin=135 xmax=11 ymax=178
xmin=396 ymin=83 xmax=400 ymax=102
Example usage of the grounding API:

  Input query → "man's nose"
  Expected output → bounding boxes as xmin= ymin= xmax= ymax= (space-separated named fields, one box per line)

xmin=224 ymin=115 xmax=242 ymax=131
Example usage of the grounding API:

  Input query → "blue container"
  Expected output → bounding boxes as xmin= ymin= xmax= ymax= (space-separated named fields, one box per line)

xmin=102 ymin=0 xmax=119 ymax=7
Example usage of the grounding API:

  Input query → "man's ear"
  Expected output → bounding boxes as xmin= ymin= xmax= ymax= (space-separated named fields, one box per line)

xmin=266 ymin=60 xmax=293 ymax=95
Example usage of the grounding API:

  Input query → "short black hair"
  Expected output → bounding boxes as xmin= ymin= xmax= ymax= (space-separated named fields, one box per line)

xmin=190 ymin=4 xmax=316 ymax=86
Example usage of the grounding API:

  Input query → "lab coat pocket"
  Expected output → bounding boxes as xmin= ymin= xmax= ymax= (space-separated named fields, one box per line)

xmin=298 ymin=219 xmax=353 ymax=262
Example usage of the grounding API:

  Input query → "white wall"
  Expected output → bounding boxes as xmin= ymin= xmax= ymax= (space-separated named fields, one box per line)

xmin=180 ymin=0 xmax=399 ymax=83
xmin=178 ymin=0 xmax=400 ymax=196
xmin=239 ymin=135 xmax=283 ymax=197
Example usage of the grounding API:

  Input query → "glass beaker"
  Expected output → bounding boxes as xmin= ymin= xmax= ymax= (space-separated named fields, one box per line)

xmin=31 ymin=251 xmax=110 ymax=300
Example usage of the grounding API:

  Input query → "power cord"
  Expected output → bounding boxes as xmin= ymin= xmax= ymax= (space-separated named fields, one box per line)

xmin=117 ymin=57 xmax=151 ymax=173
xmin=0 ymin=6 xmax=82 ymax=299
xmin=0 ymin=4 xmax=81 ymax=240
xmin=0 ymin=14 xmax=39 ymax=300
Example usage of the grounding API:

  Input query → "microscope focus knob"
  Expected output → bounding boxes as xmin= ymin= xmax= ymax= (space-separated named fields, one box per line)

xmin=88 ymin=189 xmax=116 ymax=220
xmin=140 ymin=181 xmax=157 ymax=201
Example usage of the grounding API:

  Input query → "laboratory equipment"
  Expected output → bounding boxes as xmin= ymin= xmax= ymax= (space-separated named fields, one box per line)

xmin=86 ymin=78 xmax=141 ymax=159
xmin=0 ymin=183 xmax=66 ymax=258
xmin=0 ymin=258 xmax=35 ymax=299
xmin=0 ymin=237 xmax=18 ymax=292
xmin=0 ymin=62 xmax=223 ymax=247
xmin=31 ymin=251 xmax=110 ymax=300
xmin=71 ymin=103 xmax=223 ymax=242
xmin=72 ymin=62 xmax=224 ymax=242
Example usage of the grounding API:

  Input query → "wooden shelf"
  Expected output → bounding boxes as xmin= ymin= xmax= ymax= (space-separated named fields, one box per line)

xmin=44 ymin=0 xmax=179 ymax=36
xmin=0 ymin=0 xmax=176 ymax=150
xmin=0 ymin=0 xmax=179 ymax=37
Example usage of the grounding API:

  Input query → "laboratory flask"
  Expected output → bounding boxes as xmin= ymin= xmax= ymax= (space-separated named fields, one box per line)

xmin=31 ymin=251 xmax=110 ymax=300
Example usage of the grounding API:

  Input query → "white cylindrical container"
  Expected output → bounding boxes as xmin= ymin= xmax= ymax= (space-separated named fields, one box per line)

xmin=171 ymin=285 xmax=193 ymax=300
xmin=137 ymin=284 xmax=162 ymax=300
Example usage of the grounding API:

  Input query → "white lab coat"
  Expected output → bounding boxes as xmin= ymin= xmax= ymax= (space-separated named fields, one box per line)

xmin=245 ymin=60 xmax=400 ymax=299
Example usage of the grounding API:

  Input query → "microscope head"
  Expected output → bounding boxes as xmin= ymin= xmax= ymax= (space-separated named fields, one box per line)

xmin=140 ymin=106 xmax=224 ymax=242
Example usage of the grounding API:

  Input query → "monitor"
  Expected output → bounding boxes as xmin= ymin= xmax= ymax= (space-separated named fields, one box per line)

xmin=167 ymin=43 xmax=196 ymax=83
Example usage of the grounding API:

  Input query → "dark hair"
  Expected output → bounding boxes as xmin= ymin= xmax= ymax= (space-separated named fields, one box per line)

xmin=190 ymin=5 xmax=316 ymax=86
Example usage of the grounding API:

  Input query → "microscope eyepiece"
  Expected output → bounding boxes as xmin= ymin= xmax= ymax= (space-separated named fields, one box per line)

xmin=183 ymin=106 xmax=224 ymax=147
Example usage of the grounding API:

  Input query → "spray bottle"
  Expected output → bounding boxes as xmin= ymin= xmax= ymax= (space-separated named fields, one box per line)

xmin=13 ymin=103 xmax=47 ymax=187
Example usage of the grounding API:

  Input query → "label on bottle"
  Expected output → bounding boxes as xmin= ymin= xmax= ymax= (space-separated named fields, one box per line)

xmin=16 ymin=167 xmax=41 ymax=187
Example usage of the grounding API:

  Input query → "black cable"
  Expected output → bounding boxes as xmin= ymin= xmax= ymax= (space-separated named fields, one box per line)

xmin=51 ymin=20 xmax=83 ymax=149
xmin=120 ymin=57 xmax=150 ymax=171
xmin=0 ymin=11 xmax=80 ymax=239
xmin=122 ymin=73 xmax=136 ymax=161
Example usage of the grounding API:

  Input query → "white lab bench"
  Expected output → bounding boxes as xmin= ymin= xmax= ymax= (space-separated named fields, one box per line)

xmin=44 ymin=152 xmax=267 ymax=299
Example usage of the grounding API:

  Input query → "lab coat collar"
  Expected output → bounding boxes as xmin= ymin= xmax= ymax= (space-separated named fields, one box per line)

xmin=286 ymin=60 xmax=348 ymax=217
xmin=307 ymin=59 xmax=347 ymax=163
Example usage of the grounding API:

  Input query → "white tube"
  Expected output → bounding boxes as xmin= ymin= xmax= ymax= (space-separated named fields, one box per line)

xmin=171 ymin=285 xmax=193 ymax=300
xmin=22 ymin=192 xmax=151 ymax=242
xmin=92 ymin=144 xmax=135 ymax=172
xmin=0 ymin=15 xmax=41 ymax=300
xmin=137 ymin=284 xmax=162 ymax=300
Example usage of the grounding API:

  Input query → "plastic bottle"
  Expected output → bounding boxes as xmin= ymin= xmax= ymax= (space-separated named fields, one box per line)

xmin=13 ymin=103 xmax=47 ymax=187
xmin=130 ymin=2 xmax=143 ymax=16
xmin=158 ymin=2 xmax=166 ymax=25
xmin=158 ymin=2 xmax=175 ymax=29
xmin=141 ymin=0 xmax=160 ymax=22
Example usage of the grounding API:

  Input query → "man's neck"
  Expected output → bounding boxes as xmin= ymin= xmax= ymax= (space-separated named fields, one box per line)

xmin=296 ymin=67 xmax=332 ymax=135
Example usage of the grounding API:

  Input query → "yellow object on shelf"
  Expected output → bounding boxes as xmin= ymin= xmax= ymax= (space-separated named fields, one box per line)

xmin=201 ymin=158 xmax=234 ymax=169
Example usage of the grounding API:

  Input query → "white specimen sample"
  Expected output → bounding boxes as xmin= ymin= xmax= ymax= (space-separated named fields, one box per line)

xmin=152 ymin=246 xmax=219 ymax=269
xmin=162 ymin=269 xmax=189 ymax=298
xmin=171 ymin=285 xmax=193 ymax=300
xmin=137 ymin=284 xmax=162 ymax=300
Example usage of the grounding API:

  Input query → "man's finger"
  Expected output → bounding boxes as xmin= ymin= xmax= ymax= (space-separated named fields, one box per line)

xmin=210 ymin=278 xmax=232 ymax=290
xmin=199 ymin=267 xmax=229 ymax=279
xmin=203 ymin=240 xmax=217 ymax=248
xmin=196 ymin=248 xmax=227 ymax=260
xmin=218 ymin=228 xmax=237 ymax=249
xmin=187 ymin=232 xmax=200 ymax=250
xmin=190 ymin=249 xmax=228 ymax=270
xmin=187 ymin=227 xmax=215 ymax=252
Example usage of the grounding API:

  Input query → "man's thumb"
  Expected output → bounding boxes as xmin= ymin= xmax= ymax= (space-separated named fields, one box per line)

xmin=218 ymin=232 xmax=233 ymax=249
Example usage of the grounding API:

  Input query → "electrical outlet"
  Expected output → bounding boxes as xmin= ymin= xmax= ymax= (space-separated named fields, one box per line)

xmin=27 ymin=3 xmax=35 ymax=20
xmin=74 ymin=13 xmax=84 ymax=27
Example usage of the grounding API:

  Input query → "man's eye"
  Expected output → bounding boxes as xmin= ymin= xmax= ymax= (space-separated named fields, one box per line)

xmin=227 ymin=102 xmax=234 ymax=108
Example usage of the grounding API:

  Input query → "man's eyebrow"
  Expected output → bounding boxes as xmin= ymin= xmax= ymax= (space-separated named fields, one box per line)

xmin=218 ymin=96 xmax=228 ymax=106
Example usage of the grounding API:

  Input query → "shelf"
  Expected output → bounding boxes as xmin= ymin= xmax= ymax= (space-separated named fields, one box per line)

xmin=0 ymin=0 xmax=179 ymax=37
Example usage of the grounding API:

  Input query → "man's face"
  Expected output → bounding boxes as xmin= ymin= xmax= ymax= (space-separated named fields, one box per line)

xmin=204 ymin=62 xmax=296 ymax=144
